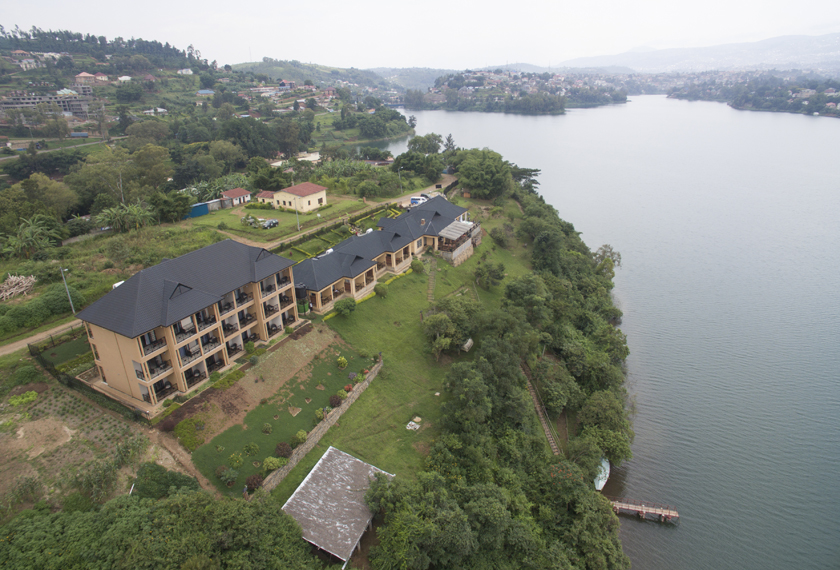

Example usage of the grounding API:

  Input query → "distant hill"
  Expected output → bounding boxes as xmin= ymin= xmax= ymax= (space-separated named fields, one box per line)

xmin=234 ymin=59 xmax=389 ymax=89
xmin=557 ymin=33 xmax=840 ymax=73
xmin=368 ymin=67 xmax=459 ymax=91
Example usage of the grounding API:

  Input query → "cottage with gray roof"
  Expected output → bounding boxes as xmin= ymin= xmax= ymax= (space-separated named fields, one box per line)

xmin=282 ymin=446 xmax=394 ymax=565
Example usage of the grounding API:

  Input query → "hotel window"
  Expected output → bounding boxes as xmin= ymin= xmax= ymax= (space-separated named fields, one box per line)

xmin=308 ymin=200 xmax=311 ymax=205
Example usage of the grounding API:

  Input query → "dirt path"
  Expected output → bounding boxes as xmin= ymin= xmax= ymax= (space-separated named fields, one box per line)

xmin=144 ymin=429 xmax=220 ymax=496
xmin=0 ymin=319 xmax=84 ymax=358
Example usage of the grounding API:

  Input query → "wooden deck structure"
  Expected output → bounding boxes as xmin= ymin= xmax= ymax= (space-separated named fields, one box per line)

xmin=608 ymin=497 xmax=680 ymax=523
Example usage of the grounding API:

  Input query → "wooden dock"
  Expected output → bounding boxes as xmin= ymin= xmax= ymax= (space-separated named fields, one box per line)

xmin=608 ymin=497 xmax=680 ymax=523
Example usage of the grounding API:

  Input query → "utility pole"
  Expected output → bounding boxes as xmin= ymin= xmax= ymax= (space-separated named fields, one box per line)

xmin=60 ymin=267 xmax=75 ymax=315
xmin=294 ymin=196 xmax=300 ymax=232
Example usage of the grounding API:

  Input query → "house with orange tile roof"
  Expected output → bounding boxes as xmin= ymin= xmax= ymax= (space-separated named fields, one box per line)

xmin=255 ymin=182 xmax=327 ymax=213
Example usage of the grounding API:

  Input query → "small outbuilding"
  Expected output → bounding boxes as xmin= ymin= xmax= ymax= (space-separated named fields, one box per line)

xmin=282 ymin=446 xmax=394 ymax=566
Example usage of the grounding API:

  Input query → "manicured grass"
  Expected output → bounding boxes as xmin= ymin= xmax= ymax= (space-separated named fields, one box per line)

xmin=192 ymin=343 xmax=366 ymax=495
xmin=188 ymin=197 xmax=367 ymax=242
xmin=38 ymin=336 xmax=90 ymax=366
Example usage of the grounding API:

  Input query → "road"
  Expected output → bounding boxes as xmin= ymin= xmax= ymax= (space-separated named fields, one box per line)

xmin=0 ymin=318 xmax=85 ymax=357
xmin=0 ymin=137 xmax=125 ymax=162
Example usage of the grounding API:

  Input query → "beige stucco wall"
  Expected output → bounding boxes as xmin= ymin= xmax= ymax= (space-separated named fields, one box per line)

xmin=275 ymin=190 xmax=326 ymax=213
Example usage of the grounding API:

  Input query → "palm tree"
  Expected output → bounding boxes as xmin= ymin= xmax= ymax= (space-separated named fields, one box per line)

xmin=2 ymin=216 xmax=61 ymax=258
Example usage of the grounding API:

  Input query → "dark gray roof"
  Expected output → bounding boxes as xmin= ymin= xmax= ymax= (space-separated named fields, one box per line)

xmin=334 ymin=229 xmax=412 ymax=259
xmin=377 ymin=195 xmax=467 ymax=238
xmin=282 ymin=447 xmax=393 ymax=562
xmin=77 ymin=240 xmax=294 ymax=338
xmin=294 ymin=251 xmax=375 ymax=292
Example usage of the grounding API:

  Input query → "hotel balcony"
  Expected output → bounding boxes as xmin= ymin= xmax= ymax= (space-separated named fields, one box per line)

xmin=148 ymin=360 xmax=172 ymax=379
xmin=141 ymin=338 xmax=166 ymax=356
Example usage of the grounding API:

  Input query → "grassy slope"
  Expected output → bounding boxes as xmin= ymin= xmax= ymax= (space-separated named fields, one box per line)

xmin=271 ymin=196 xmax=537 ymax=503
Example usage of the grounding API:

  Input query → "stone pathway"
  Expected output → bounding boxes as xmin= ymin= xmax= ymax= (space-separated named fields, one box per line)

xmin=427 ymin=258 xmax=437 ymax=302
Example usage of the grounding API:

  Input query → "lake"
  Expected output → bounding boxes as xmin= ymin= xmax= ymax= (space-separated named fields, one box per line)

xmin=383 ymin=97 xmax=840 ymax=569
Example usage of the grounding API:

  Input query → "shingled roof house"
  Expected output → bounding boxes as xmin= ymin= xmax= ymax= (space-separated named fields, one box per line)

xmin=255 ymin=182 xmax=327 ymax=213
xmin=77 ymin=240 xmax=298 ymax=410
xmin=296 ymin=196 xmax=479 ymax=314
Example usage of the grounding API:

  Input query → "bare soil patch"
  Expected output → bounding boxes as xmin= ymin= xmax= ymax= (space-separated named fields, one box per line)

xmin=0 ymin=418 xmax=74 ymax=460
xmin=288 ymin=406 xmax=301 ymax=417
xmin=316 ymin=384 xmax=325 ymax=390
xmin=9 ymin=382 xmax=50 ymax=397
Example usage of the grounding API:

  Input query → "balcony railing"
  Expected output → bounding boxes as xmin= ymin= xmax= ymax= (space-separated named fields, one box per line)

xmin=202 ymin=337 xmax=221 ymax=352
xmin=222 ymin=322 xmax=239 ymax=336
xmin=260 ymin=284 xmax=276 ymax=297
xmin=135 ymin=369 xmax=146 ymax=380
xmin=141 ymin=338 xmax=166 ymax=356
xmin=226 ymin=344 xmax=242 ymax=358
xmin=277 ymin=275 xmax=290 ymax=287
xmin=236 ymin=292 xmax=253 ymax=306
xmin=219 ymin=301 xmax=235 ymax=315
xmin=265 ymin=304 xmax=279 ymax=316
xmin=154 ymin=385 xmax=177 ymax=401
xmin=197 ymin=316 xmax=217 ymax=332
xmin=185 ymin=371 xmax=206 ymax=388
xmin=206 ymin=360 xmax=224 ymax=374
xmin=175 ymin=327 xmax=197 ymax=343
xmin=238 ymin=313 xmax=256 ymax=327
xmin=267 ymin=323 xmax=282 ymax=337
xmin=181 ymin=350 xmax=202 ymax=366
xmin=148 ymin=361 xmax=172 ymax=379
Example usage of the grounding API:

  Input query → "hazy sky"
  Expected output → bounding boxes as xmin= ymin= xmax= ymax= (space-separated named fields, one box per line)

xmin=4 ymin=0 xmax=839 ymax=69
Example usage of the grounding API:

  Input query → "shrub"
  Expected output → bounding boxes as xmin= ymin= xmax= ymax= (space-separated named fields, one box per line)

xmin=215 ymin=465 xmax=227 ymax=479
xmin=336 ymin=389 xmax=348 ymax=400
xmin=217 ymin=221 xmax=228 ymax=230
xmin=262 ymin=456 xmax=287 ymax=475
xmin=315 ymin=408 xmax=325 ymax=421
xmin=285 ymin=326 xmax=294 ymax=334
xmin=374 ymin=283 xmax=388 ymax=298
xmin=219 ymin=468 xmax=239 ymax=485
xmin=275 ymin=441 xmax=292 ymax=458
xmin=337 ymin=356 xmax=348 ymax=369
xmin=245 ymin=341 xmax=255 ymax=354
xmin=410 ymin=258 xmax=425 ymax=273
xmin=490 ymin=226 xmax=509 ymax=248
xmin=292 ymin=430 xmax=307 ymax=447
xmin=262 ymin=422 xmax=273 ymax=434
xmin=249 ymin=355 xmax=259 ymax=366
xmin=344 ymin=384 xmax=353 ymax=392
xmin=329 ymin=395 xmax=342 ymax=408
xmin=62 ymin=491 xmax=94 ymax=513
xmin=209 ymin=371 xmax=221 ymax=383
xmin=14 ymin=366 xmax=41 ymax=384
xmin=246 ymin=474 xmax=264 ymax=492
xmin=334 ymin=298 xmax=356 ymax=317
xmin=254 ymin=348 xmax=267 ymax=356
xmin=174 ymin=417 xmax=206 ymax=451
xmin=228 ymin=453 xmax=243 ymax=469
xmin=243 ymin=442 xmax=260 ymax=456
xmin=162 ymin=399 xmax=173 ymax=408
xmin=133 ymin=462 xmax=199 ymax=499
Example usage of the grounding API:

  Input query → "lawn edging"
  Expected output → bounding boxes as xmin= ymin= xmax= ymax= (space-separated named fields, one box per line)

xmin=261 ymin=357 xmax=384 ymax=493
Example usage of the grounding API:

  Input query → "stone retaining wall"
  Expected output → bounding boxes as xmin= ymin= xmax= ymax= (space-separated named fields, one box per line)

xmin=262 ymin=358 xmax=384 ymax=493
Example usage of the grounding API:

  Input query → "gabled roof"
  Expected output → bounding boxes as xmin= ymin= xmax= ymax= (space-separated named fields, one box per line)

xmin=294 ymin=251 xmax=375 ymax=292
xmin=282 ymin=447 xmax=393 ymax=562
xmin=75 ymin=72 xmax=94 ymax=77
xmin=378 ymin=196 xmax=467 ymax=238
xmin=256 ymin=190 xmax=275 ymax=199
xmin=221 ymin=187 xmax=251 ymax=199
xmin=77 ymin=240 xmax=294 ymax=338
xmin=279 ymin=182 xmax=327 ymax=198
xmin=334 ymin=229 xmax=413 ymax=259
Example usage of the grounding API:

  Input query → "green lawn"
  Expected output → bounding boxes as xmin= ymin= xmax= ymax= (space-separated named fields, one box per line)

xmin=192 ymin=344 xmax=366 ymax=496
xmin=38 ymin=336 xmax=90 ymax=366
xmin=270 ymin=206 xmax=536 ymax=503
xmin=188 ymin=197 xmax=367 ymax=242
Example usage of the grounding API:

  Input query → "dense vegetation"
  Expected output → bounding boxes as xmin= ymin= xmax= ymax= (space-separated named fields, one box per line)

xmin=360 ymin=158 xmax=631 ymax=569
xmin=669 ymin=74 xmax=840 ymax=117
xmin=0 ymin=490 xmax=323 ymax=569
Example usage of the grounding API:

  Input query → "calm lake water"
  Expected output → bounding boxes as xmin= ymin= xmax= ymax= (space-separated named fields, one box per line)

xmin=383 ymin=98 xmax=840 ymax=569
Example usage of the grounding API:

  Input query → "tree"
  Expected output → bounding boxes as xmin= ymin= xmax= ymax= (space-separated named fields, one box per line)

xmin=2 ymin=215 xmax=62 ymax=259
xmin=209 ymin=140 xmax=246 ymax=174
xmin=149 ymin=191 xmax=193 ymax=223
xmin=15 ymin=173 xmax=77 ymax=218
xmin=474 ymin=261 xmax=505 ymax=289
xmin=454 ymin=148 xmax=512 ymax=199
xmin=334 ymin=298 xmax=356 ymax=316
xmin=408 ymin=115 xmax=417 ymax=128
xmin=131 ymin=144 xmax=172 ymax=189
xmin=407 ymin=133 xmax=443 ymax=155
xmin=125 ymin=119 xmax=169 ymax=151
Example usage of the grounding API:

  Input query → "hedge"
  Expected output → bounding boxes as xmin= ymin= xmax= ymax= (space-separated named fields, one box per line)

xmin=214 ymin=369 xmax=244 ymax=390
